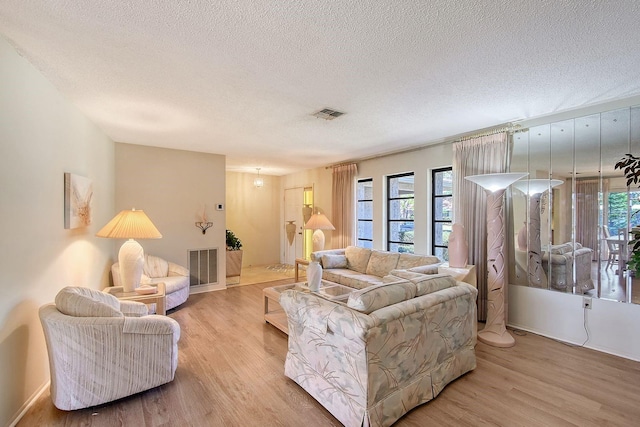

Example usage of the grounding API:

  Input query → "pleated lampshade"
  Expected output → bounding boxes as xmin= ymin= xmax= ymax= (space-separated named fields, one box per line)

xmin=96 ymin=209 xmax=162 ymax=239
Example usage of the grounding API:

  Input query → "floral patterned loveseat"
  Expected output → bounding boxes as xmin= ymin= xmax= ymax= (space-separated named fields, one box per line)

xmin=280 ymin=273 xmax=477 ymax=427
xmin=310 ymin=246 xmax=442 ymax=290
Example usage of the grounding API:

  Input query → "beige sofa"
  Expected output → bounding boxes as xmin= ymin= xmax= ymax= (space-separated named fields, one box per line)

xmin=112 ymin=254 xmax=190 ymax=310
xmin=280 ymin=273 xmax=477 ymax=427
xmin=311 ymin=246 xmax=441 ymax=289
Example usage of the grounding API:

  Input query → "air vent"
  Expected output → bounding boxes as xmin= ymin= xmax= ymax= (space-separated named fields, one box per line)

xmin=312 ymin=108 xmax=345 ymax=120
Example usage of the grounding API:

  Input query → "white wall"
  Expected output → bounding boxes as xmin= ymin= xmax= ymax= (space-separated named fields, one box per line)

xmin=226 ymin=171 xmax=281 ymax=267
xmin=0 ymin=37 xmax=115 ymax=426
xmin=357 ymin=144 xmax=453 ymax=254
xmin=115 ymin=143 xmax=226 ymax=289
xmin=509 ymin=285 xmax=640 ymax=361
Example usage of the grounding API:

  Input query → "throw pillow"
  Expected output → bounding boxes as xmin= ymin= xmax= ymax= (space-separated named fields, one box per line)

xmin=321 ymin=254 xmax=348 ymax=269
xmin=55 ymin=286 xmax=123 ymax=318
xmin=345 ymin=246 xmax=372 ymax=273
xmin=365 ymin=250 xmax=400 ymax=277
xmin=347 ymin=280 xmax=416 ymax=314
xmin=411 ymin=274 xmax=457 ymax=296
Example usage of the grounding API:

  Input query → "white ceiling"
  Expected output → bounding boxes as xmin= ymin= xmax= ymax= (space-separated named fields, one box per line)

xmin=2 ymin=1 xmax=640 ymax=175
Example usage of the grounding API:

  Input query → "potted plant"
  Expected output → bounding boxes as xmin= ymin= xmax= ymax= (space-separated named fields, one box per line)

xmin=226 ymin=230 xmax=243 ymax=278
xmin=614 ymin=154 xmax=640 ymax=275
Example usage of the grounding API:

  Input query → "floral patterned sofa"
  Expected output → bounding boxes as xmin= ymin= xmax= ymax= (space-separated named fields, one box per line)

xmin=541 ymin=242 xmax=594 ymax=293
xmin=311 ymin=246 xmax=442 ymax=289
xmin=280 ymin=273 xmax=477 ymax=427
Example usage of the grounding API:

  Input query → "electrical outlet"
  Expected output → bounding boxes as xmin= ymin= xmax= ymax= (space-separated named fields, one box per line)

xmin=583 ymin=296 xmax=592 ymax=309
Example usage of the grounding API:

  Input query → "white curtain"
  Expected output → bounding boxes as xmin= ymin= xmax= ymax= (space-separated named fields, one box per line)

xmin=576 ymin=179 xmax=600 ymax=261
xmin=332 ymin=163 xmax=358 ymax=248
xmin=453 ymin=132 xmax=510 ymax=321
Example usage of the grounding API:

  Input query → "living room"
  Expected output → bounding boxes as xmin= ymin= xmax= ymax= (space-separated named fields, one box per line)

xmin=3 ymin=1 xmax=640 ymax=426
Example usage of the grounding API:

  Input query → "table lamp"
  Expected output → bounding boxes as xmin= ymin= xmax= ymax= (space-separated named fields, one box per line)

xmin=465 ymin=172 xmax=528 ymax=348
xmin=97 ymin=208 xmax=162 ymax=292
xmin=305 ymin=213 xmax=335 ymax=252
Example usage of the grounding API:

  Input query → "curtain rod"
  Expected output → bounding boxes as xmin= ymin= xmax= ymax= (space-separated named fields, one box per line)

xmin=323 ymin=124 xmax=531 ymax=168
xmin=455 ymin=124 xmax=527 ymax=142
xmin=325 ymin=162 xmax=357 ymax=170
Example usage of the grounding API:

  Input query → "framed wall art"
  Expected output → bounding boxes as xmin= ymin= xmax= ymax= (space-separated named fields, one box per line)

xmin=64 ymin=172 xmax=93 ymax=229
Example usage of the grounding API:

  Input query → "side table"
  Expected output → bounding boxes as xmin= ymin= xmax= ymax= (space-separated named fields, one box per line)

xmin=438 ymin=263 xmax=477 ymax=288
xmin=294 ymin=258 xmax=309 ymax=281
xmin=104 ymin=282 xmax=167 ymax=315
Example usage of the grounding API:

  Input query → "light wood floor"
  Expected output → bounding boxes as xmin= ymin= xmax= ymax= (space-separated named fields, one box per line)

xmin=20 ymin=277 xmax=640 ymax=426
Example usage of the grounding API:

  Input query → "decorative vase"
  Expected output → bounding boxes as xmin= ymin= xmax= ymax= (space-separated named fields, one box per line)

xmin=517 ymin=222 xmax=528 ymax=251
xmin=307 ymin=261 xmax=322 ymax=291
xmin=285 ymin=220 xmax=296 ymax=245
xmin=448 ymin=223 xmax=468 ymax=268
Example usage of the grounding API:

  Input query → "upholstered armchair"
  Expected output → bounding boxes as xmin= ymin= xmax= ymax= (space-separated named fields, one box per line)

xmin=39 ymin=287 xmax=180 ymax=410
xmin=112 ymin=254 xmax=190 ymax=310
xmin=542 ymin=242 xmax=594 ymax=293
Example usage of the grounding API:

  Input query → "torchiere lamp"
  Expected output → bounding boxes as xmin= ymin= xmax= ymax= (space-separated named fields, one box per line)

xmin=96 ymin=208 xmax=162 ymax=292
xmin=512 ymin=179 xmax=564 ymax=288
xmin=465 ymin=172 xmax=528 ymax=348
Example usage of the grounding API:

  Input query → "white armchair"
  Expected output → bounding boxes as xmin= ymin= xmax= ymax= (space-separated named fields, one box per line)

xmin=39 ymin=286 xmax=180 ymax=410
xmin=112 ymin=254 xmax=190 ymax=310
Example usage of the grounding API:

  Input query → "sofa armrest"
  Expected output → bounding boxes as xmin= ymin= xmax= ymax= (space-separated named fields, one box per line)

xmin=280 ymin=290 xmax=375 ymax=341
xmin=168 ymin=262 xmax=189 ymax=277
xmin=120 ymin=300 xmax=149 ymax=317
xmin=123 ymin=315 xmax=181 ymax=338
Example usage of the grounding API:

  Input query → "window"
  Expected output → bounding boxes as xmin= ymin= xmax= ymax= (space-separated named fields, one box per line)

xmin=608 ymin=190 xmax=640 ymax=234
xmin=387 ymin=173 xmax=414 ymax=253
xmin=356 ymin=179 xmax=373 ymax=248
xmin=432 ymin=167 xmax=453 ymax=260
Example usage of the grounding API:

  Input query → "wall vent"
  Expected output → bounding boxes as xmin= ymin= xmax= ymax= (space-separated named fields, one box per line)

xmin=188 ymin=248 xmax=218 ymax=286
xmin=312 ymin=108 xmax=345 ymax=120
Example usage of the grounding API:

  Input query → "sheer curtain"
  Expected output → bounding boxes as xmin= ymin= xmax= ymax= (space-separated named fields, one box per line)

xmin=576 ymin=179 xmax=601 ymax=261
xmin=332 ymin=163 xmax=358 ymax=248
xmin=453 ymin=132 xmax=510 ymax=321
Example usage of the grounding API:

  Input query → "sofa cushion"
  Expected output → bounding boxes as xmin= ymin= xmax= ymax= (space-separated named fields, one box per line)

xmin=340 ymin=274 xmax=386 ymax=290
xmin=56 ymin=287 xmax=123 ymax=318
xmin=396 ymin=254 xmax=441 ymax=270
xmin=408 ymin=264 xmax=441 ymax=274
xmin=347 ymin=280 xmax=416 ymax=314
xmin=143 ymin=254 xmax=170 ymax=278
xmin=411 ymin=274 xmax=457 ymax=296
xmin=323 ymin=268 xmax=355 ymax=284
xmin=321 ymin=254 xmax=348 ymax=269
xmin=365 ymin=250 xmax=400 ymax=277
xmin=345 ymin=246 xmax=372 ymax=274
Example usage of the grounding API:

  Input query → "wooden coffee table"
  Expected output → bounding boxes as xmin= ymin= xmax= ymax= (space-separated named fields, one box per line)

xmin=104 ymin=282 xmax=167 ymax=315
xmin=263 ymin=281 xmax=352 ymax=334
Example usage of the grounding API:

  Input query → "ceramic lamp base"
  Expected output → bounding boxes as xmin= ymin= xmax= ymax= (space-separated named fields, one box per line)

xmin=478 ymin=328 xmax=515 ymax=348
xmin=118 ymin=239 xmax=144 ymax=292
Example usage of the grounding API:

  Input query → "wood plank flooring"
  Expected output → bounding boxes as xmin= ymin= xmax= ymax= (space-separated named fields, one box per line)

xmin=19 ymin=278 xmax=640 ymax=426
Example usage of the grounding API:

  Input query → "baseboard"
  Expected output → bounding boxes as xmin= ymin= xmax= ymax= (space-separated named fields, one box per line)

xmin=508 ymin=321 xmax=640 ymax=363
xmin=7 ymin=381 xmax=49 ymax=427
xmin=189 ymin=283 xmax=226 ymax=294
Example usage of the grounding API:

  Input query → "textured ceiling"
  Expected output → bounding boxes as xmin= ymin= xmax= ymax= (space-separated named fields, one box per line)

xmin=1 ymin=1 xmax=640 ymax=175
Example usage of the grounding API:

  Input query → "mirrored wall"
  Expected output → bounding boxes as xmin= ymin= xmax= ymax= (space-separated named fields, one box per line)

xmin=509 ymin=105 xmax=640 ymax=304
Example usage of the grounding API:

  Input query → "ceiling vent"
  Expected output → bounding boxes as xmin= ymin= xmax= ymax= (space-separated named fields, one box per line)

xmin=312 ymin=108 xmax=345 ymax=120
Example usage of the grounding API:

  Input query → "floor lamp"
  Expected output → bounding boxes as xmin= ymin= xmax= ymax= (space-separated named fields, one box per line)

xmin=465 ymin=172 xmax=528 ymax=348
xmin=512 ymin=179 xmax=563 ymax=288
